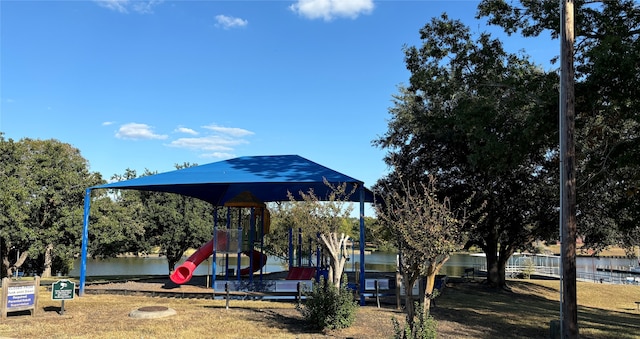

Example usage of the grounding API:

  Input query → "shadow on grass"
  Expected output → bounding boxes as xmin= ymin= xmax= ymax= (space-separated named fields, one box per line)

xmin=578 ymin=305 xmax=640 ymax=339
xmin=251 ymin=308 xmax=320 ymax=335
xmin=43 ymin=306 xmax=61 ymax=313
xmin=433 ymin=281 xmax=639 ymax=339
xmin=3 ymin=309 xmax=33 ymax=317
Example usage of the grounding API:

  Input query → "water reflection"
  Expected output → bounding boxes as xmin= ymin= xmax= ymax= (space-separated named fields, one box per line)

xmin=69 ymin=252 xmax=469 ymax=277
xmin=71 ymin=252 xmax=637 ymax=281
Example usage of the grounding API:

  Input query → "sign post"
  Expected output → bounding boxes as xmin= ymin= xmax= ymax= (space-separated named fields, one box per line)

xmin=51 ymin=279 xmax=75 ymax=315
xmin=1 ymin=277 xmax=40 ymax=318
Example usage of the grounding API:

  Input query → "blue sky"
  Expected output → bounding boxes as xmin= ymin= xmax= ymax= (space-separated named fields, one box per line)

xmin=1 ymin=0 xmax=558 ymax=190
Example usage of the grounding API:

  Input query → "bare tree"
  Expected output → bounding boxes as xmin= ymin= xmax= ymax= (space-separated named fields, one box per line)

xmin=375 ymin=175 xmax=475 ymax=325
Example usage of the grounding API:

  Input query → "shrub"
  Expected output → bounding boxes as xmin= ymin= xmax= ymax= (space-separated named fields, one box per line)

xmin=392 ymin=302 xmax=437 ymax=339
xmin=520 ymin=258 xmax=535 ymax=279
xmin=296 ymin=275 xmax=357 ymax=331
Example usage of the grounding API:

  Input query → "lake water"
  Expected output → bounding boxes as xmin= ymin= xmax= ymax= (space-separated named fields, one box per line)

xmin=70 ymin=252 xmax=639 ymax=283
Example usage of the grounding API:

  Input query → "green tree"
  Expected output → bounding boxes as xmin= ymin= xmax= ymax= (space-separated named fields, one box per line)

xmin=87 ymin=168 xmax=151 ymax=258
xmin=374 ymin=14 xmax=559 ymax=288
xmin=1 ymin=137 xmax=104 ymax=277
xmin=137 ymin=164 xmax=213 ymax=273
xmin=286 ymin=180 xmax=356 ymax=288
xmin=347 ymin=216 xmax=396 ymax=252
xmin=477 ymin=0 xmax=640 ymax=253
xmin=0 ymin=134 xmax=32 ymax=278
xmin=267 ymin=210 xmax=387 ymax=265
xmin=25 ymin=138 xmax=104 ymax=277
xmin=87 ymin=190 xmax=148 ymax=259
xmin=263 ymin=201 xmax=301 ymax=262
xmin=375 ymin=175 xmax=469 ymax=326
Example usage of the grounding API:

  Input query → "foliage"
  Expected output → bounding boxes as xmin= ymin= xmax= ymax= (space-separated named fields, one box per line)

xmin=392 ymin=302 xmax=437 ymax=339
xmin=297 ymin=275 xmax=357 ymax=331
xmin=477 ymin=0 xmax=640 ymax=254
xmin=520 ymin=257 xmax=535 ymax=279
xmin=374 ymin=14 xmax=559 ymax=289
xmin=102 ymin=164 xmax=214 ymax=273
xmin=136 ymin=164 xmax=213 ymax=273
xmin=88 ymin=190 xmax=148 ymax=258
xmin=285 ymin=179 xmax=357 ymax=288
xmin=359 ymin=216 xmax=397 ymax=252
xmin=263 ymin=201 xmax=299 ymax=261
xmin=0 ymin=135 xmax=31 ymax=277
xmin=0 ymin=135 xmax=104 ymax=277
xmin=266 ymin=212 xmax=394 ymax=263
xmin=374 ymin=174 xmax=468 ymax=320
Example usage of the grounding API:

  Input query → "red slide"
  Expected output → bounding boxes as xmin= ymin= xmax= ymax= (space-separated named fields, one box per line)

xmin=170 ymin=239 xmax=218 ymax=285
xmin=239 ymin=250 xmax=268 ymax=276
xmin=170 ymin=236 xmax=268 ymax=284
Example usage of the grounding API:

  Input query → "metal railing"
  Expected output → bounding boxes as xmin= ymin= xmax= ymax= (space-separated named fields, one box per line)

xmin=474 ymin=260 xmax=640 ymax=285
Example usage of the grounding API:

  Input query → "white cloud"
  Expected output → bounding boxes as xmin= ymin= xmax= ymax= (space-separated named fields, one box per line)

xmin=202 ymin=124 xmax=254 ymax=137
xmin=94 ymin=0 xmax=163 ymax=14
xmin=170 ymin=135 xmax=244 ymax=150
xmin=102 ymin=121 xmax=115 ymax=126
xmin=215 ymin=14 xmax=249 ymax=30
xmin=202 ymin=152 xmax=236 ymax=159
xmin=132 ymin=0 xmax=163 ymax=14
xmin=290 ymin=0 xmax=374 ymax=21
xmin=95 ymin=0 xmax=128 ymax=13
xmin=115 ymin=123 xmax=168 ymax=140
xmin=168 ymin=124 xmax=254 ymax=158
xmin=175 ymin=127 xmax=198 ymax=135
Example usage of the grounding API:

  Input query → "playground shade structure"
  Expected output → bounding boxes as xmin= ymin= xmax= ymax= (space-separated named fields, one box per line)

xmin=81 ymin=155 xmax=375 ymax=304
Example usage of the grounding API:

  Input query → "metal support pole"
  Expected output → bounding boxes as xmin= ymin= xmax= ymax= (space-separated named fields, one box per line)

xmin=79 ymin=189 xmax=91 ymax=296
xmin=249 ymin=207 xmax=255 ymax=284
xmin=359 ymin=186 xmax=366 ymax=306
xmin=212 ymin=220 xmax=217 ymax=289
xmin=236 ymin=208 xmax=241 ymax=282
xmin=288 ymin=228 xmax=293 ymax=268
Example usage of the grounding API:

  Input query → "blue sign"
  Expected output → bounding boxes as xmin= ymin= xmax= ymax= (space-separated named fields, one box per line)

xmin=7 ymin=294 xmax=35 ymax=308
xmin=7 ymin=285 xmax=36 ymax=309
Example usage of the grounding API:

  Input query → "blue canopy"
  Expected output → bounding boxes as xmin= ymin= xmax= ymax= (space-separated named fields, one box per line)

xmin=80 ymin=155 xmax=374 ymax=304
xmin=91 ymin=154 xmax=375 ymax=204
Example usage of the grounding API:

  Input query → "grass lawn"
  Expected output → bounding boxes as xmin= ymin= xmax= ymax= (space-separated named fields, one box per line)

xmin=1 ymin=278 xmax=638 ymax=338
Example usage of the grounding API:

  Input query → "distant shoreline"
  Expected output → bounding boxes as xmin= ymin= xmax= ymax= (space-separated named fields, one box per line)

xmin=113 ymin=245 xmax=635 ymax=260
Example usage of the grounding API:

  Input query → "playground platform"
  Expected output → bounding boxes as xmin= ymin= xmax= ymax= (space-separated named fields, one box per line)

xmin=82 ymin=271 xmax=399 ymax=299
xmin=81 ymin=270 xmax=444 ymax=309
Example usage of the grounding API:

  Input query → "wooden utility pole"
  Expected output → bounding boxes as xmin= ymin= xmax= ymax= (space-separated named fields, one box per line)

xmin=560 ymin=0 xmax=578 ymax=338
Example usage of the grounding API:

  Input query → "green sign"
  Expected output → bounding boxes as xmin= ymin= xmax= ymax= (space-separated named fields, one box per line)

xmin=51 ymin=280 xmax=75 ymax=300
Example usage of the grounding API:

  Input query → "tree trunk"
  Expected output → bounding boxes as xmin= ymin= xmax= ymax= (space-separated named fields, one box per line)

xmin=422 ymin=259 xmax=447 ymax=313
xmin=320 ymin=232 xmax=349 ymax=288
xmin=329 ymin=256 xmax=347 ymax=287
xmin=42 ymin=243 xmax=54 ymax=278
xmin=486 ymin=249 xmax=500 ymax=288
xmin=167 ymin=259 xmax=177 ymax=274
xmin=423 ymin=273 xmax=434 ymax=311
xmin=166 ymin=248 xmax=183 ymax=274
xmin=2 ymin=256 xmax=11 ymax=278
xmin=497 ymin=255 xmax=508 ymax=289
xmin=402 ymin=271 xmax=419 ymax=328
xmin=327 ymin=259 xmax=334 ymax=285
xmin=485 ymin=245 xmax=514 ymax=289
